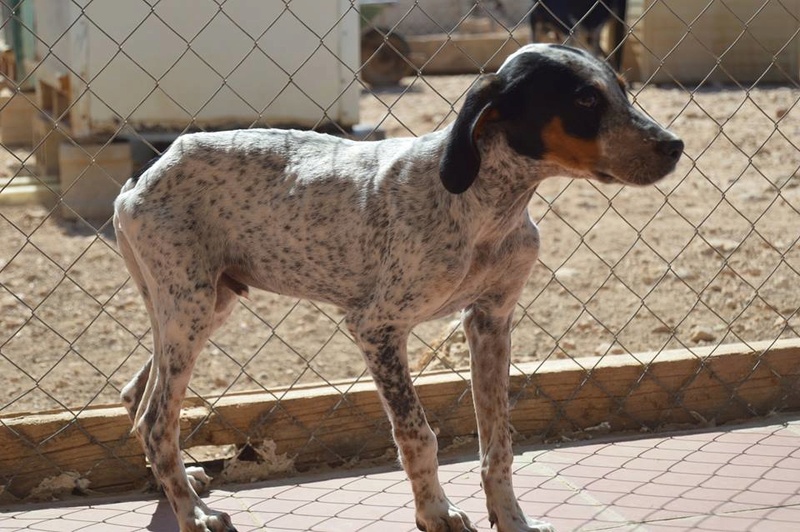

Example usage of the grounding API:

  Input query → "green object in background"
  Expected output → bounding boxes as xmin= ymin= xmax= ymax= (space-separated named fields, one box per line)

xmin=6 ymin=0 xmax=36 ymax=88
xmin=358 ymin=0 xmax=396 ymax=27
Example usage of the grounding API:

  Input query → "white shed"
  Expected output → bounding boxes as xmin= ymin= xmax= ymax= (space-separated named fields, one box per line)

xmin=31 ymin=0 xmax=360 ymax=138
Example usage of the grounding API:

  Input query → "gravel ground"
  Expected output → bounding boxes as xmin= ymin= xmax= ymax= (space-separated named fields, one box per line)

xmin=1 ymin=77 xmax=799 ymax=415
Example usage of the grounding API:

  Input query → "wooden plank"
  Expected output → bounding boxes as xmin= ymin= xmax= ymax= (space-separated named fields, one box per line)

xmin=0 ymin=406 xmax=147 ymax=499
xmin=0 ymin=88 xmax=36 ymax=147
xmin=1 ymin=339 xmax=798 ymax=499
xmin=31 ymin=112 xmax=68 ymax=176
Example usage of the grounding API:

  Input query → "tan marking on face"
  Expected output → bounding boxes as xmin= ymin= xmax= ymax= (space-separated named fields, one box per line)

xmin=616 ymin=73 xmax=628 ymax=92
xmin=541 ymin=116 xmax=601 ymax=172
xmin=472 ymin=107 xmax=500 ymax=146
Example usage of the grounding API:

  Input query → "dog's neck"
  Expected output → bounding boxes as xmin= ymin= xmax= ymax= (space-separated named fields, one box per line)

xmin=454 ymin=132 xmax=552 ymax=240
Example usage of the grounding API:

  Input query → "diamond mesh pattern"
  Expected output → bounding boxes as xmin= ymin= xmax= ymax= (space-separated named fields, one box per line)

xmin=0 ymin=0 xmax=798 ymax=500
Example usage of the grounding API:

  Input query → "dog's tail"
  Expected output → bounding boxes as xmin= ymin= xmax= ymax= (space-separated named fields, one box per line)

xmin=114 ymin=220 xmax=159 ymax=436
xmin=130 ymin=154 xmax=162 ymax=185
xmin=131 ymin=357 xmax=158 ymax=436
xmin=116 ymin=155 xmax=163 ymax=205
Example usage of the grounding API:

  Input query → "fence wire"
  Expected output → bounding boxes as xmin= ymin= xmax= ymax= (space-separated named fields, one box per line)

xmin=0 ymin=0 xmax=799 ymax=502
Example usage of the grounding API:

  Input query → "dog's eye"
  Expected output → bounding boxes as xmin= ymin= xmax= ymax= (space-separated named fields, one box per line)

xmin=576 ymin=91 xmax=598 ymax=108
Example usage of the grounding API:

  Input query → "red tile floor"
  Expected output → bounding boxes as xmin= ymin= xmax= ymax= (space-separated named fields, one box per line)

xmin=2 ymin=415 xmax=798 ymax=531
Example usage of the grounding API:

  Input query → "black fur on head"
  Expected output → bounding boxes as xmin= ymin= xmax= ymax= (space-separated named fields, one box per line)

xmin=438 ymin=45 xmax=614 ymax=194
xmin=439 ymin=44 xmax=683 ymax=192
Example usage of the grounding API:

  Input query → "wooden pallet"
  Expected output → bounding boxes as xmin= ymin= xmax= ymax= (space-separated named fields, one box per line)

xmin=0 ymin=88 xmax=37 ymax=147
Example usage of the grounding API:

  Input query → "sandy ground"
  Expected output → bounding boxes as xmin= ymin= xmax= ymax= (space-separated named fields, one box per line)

xmin=1 ymin=77 xmax=799 ymax=415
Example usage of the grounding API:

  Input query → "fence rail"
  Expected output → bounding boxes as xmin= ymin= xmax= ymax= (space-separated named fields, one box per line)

xmin=1 ymin=0 xmax=799 ymax=502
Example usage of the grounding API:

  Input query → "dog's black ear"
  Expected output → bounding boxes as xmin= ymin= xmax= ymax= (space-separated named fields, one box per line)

xmin=439 ymin=74 xmax=502 ymax=194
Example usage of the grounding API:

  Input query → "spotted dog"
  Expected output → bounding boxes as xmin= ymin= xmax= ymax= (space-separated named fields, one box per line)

xmin=114 ymin=44 xmax=683 ymax=532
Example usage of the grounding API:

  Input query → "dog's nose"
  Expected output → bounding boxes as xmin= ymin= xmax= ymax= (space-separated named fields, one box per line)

xmin=657 ymin=138 xmax=684 ymax=163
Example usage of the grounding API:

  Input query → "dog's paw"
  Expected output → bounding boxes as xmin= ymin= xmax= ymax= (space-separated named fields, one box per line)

xmin=186 ymin=466 xmax=213 ymax=494
xmin=489 ymin=508 xmax=554 ymax=532
xmin=183 ymin=508 xmax=237 ymax=532
xmin=415 ymin=498 xmax=477 ymax=532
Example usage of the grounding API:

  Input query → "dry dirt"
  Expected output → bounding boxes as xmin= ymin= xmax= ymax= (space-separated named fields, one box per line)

xmin=1 ymin=76 xmax=799 ymax=415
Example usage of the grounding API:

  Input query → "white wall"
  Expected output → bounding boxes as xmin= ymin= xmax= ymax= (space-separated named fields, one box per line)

xmin=33 ymin=0 xmax=360 ymax=136
xmin=369 ymin=0 xmax=534 ymax=36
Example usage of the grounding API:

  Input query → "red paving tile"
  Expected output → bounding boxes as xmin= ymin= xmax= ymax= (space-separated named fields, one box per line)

xmin=0 ymin=416 xmax=797 ymax=531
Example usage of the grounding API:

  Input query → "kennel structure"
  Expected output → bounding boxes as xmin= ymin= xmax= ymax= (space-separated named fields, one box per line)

xmin=637 ymin=0 xmax=800 ymax=84
xmin=13 ymin=0 xmax=360 ymax=220
xmin=29 ymin=0 xmax=360 ymax=139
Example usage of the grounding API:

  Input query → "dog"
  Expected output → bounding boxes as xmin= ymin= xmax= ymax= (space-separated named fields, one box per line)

xmin=529 ymin=0 xmax=627 ymax=69
xmin=114 ymin=43 xmax=683 ymax=532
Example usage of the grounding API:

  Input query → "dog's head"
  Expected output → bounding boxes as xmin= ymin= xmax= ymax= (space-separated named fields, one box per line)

xmin=439 ymin=44 xmax=684 ymax=194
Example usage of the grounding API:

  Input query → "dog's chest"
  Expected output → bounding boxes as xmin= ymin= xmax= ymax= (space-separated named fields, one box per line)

xmin=425 ymin=238 xmax=535 ymax=320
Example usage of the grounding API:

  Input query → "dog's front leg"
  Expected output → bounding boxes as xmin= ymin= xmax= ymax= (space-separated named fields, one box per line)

xmin=348 ymin=319 xmax=476 ymax=532
xmin=464 ymin=305 xmax=554 ymax=532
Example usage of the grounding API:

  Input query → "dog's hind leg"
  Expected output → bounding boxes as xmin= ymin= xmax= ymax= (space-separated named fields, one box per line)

xmin=117 ymin=228 xmax=215 ymax=495
xmin=117 ymin=223 xmax=240 ymax=531
xmin=142 ymin=273 xmax=239 ymax=530
xmin=115 ymin=224 xmax=160 ymax=430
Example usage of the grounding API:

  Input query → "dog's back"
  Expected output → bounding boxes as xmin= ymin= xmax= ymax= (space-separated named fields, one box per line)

xmin=115 ymin=128 xmax=453 ymax=309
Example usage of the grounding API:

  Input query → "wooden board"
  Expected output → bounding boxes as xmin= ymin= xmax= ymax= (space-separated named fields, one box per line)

xmin=1 ymin=339 xmax=798 ymax=500
xmin=0 ymin=88 xmax=36 ymax=147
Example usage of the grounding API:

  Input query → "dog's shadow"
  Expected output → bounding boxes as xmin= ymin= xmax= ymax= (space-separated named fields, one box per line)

xmin=58 ymin=214 xmax=117 ymax=241
xmin=147 ymin=498 xmax=179 ymax=531
xmin=361 ymin=82 xmax=422 ymax=96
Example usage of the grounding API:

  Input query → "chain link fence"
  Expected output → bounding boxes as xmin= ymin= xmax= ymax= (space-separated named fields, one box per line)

xmin=1 ymin=0 xmax=799 ymax=502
